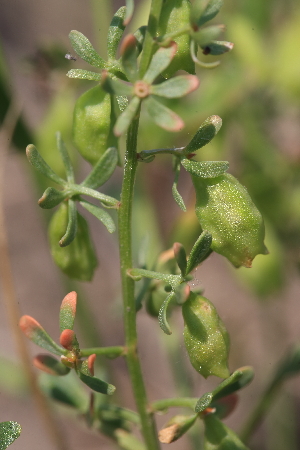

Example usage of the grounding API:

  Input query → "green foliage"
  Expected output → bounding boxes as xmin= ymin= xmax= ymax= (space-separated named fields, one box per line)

xmin=0 ymin=422 xmax=21 ymax=450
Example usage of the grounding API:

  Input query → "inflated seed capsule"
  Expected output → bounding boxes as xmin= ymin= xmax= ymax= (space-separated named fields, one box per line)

xmin=192 ymin=173 xmax=268 ymax=268
xmin=48 ymin=203 xmax=98 ymax=281
xmin=157 ymin=0 xmax=195 ymax=78
xmin=182 ymin=292 xmax=230 ymax=379
xmin=73 ymin=85 xmax=111 ymax=166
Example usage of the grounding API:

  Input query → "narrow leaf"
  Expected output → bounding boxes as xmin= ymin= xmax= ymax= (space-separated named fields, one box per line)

xmin=69 ymin=30 xmax=106 ymax=68
xmin=181 ymin=159 xmax=229 ymax=178
xmin=67 ymin=69 xmax=102 ymax=81
xmin=59 ymin=291 xmax=77 ymax=332
xmin=124 ymin=0 xmax=134 ymax=25
xmin=19 ymin=315 xmax=66 ymax=356
xmin=195 ymin=392 xmax=214 ymax=413
xmin=80 ymin=200 xmax=116 ymax=233
xmin=38 ymin=187 xmax=69 ymax=209
xmin=184 ymin=115 xmax=222 ymax=154
xmin=158 ymin=291 xmax=176 ymax=335
xmin=134 ymin=26 xmax=147 ymax=55
xmin=192 ymin=0 xmax=224 ymax=28
xmin=159 ymin=414 xmax=198 ymax=444
xmin=81 ymin=147 xmax=118 ymax=189
xmin=143 ymin=43 xmax=177 ymax=84
xmin=33 ymin=354 xmax=70 ymax=376
xmin=72 ymin=185 xmax=119 ymax=207
xmin=114 ymin=96 xmax=140 ymax=136
xmin=144 ymin=96 xmax=184 ymax=132
xmin=26 ymin=144 xmax=66 ymax=186
xmin=186 ymin=230 xmax=212 ymax=274
xmin=115 ymin=429 xmax=146 ymax=450
xmin=202 ymin=40 xmax=234 ymax=55
xmin=0 ymin=422 xmax=21 ymax=450
xmin=172 ymin=160 xmax=186 ymax=211
xmin=150 ymin=75 xmax=199 ymax=99
xmin=56 ymin=132 xmax=74 ymax=182
xmin=120 ymin=34 xmax=138 ymax=82
xmin=192 ymin=25 xmax=224 ymax=47
xmin=212 ymin=366 xmax=254 ymax=401
xmin=107 ymin=6 xmax=127 ymax=60
xmin=129 ymin=268 xmax=182 ymax=290
xmin=102 ymin=74 xmax=134 ymax=96
xmin=78 ymin=370 xmax=116 ymax=395
xmin=59 ymin=199 xmax=78 ymax=247
xmin=173 ymin=243 xmax=187 ymax=276
xmin=204 ymin=414 xmax=250 ymax=450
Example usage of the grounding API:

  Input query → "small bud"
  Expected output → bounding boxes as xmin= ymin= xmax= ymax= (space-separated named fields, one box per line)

xmin=158 ymin=414 xmax=197 ymax=443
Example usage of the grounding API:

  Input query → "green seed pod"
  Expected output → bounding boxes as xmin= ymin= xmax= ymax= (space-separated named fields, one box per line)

xmin=73 ymin=85 xmax=111 ymax=165
xmin=192 ymin=173 xmax=268 ymax=268
xmin=182 ymin=292 xmax=230 ymax=379
xmin=48 ymin=203 xmax=98 ymax=281
xmin=158 ymin=0 xmax=195 ymax=78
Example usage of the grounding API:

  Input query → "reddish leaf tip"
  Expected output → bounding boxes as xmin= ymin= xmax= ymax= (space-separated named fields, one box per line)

xmin=60 ymin=329 xmax=76 ymax=350
xmin=19 ymin=315 xmax=42 ymax=337
xmin=120 ymin=34 xmax=137 ymax=56
xmin=60 ymin=291 xmax=77 ymax=316
xmin=186 ymin=75 xmax=200 ymax=93
xmin=33 ymin=355 xmax=57 ymax=375
xmin=87 ymin=354 xmax=96 ymax=376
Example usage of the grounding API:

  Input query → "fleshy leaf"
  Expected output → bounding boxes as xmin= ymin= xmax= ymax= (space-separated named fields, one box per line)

xmin=184 ymin=115 xmax=222 ymax=154
xmin=114 ymin=96 xmax=141 ymax=137
xmin=19 ymin=315 xmax=66 ymax=356
xmin=143 ymin=43 xmax=177 ymax=84
xmin=69 ymin=30 xmax=106 ymax=68
xmin=150 ymin=75 xmax=199 ymax=98
xmin=159 ymin=414 xmax=198 ymax=443
xmin=186 ymin=231 xmax=212 ymax=274
xmin=80 ymin=200 xmax=116 ymax=233
xmin=0 ymin=422 xmax=21 ymax=450
xmin=134 ymin=26 xmax=147 ymax=54
xmin=144 ymin=96 xmax=184 ymax=132
xmin=67 ymin=69 xmax=102 ymax=81
xmin=128 ymin=268 xmax=182 ymax=290
xmin=204 ymin=414 xmax=250 ymax=450
xmin=195 ymin=392 xmax=214 ymax=413
xmin=202 ymin=40 xmax=234 ymax=55
xmin=60 ymin=329 xmax=80 ymax=351
xmin=102 ymin=75 xmax=133 ymax=97
xmin=212 ymin=366 xmax=254 ymax=401
xmin=81 ymin=147 xmax=118 ymax=190
xmin=192 ymin=25 xmax=224 ymax=47
xmin=78 ymin=361 xmax=116 ymax=395
xmin=124 ymin=0 xmax=134 ymax=25
xmin=59 ymin=291 xmax=77 ymax=332
xmin=191 ymin=0 xmax=224 ymax=28
xmin=158 ymin=291 xmax=176 ymax=335
xmin=173 ymin=242 xmax=187 ymax=276
xmin=182 ymin=159 xmax=229 ymax=178
xmin=107 ymin=6 xmax=127 ymax=60
xmin=59 ymin=199 xmax=77 ymax=247
xmin=172 ymin=160 xmax=186 ymax=211
xmin=26 ymin=144 xmax=66 ymax=186
xmin=38 ymin=187 xmax=69 ymax=209
xmin=120 ymin=34 xmax=139 ymax=82
xmin=33 ymin=354 xmax=71 ymax=376
xmin=56 ymin=132 xmax=74 ymax=183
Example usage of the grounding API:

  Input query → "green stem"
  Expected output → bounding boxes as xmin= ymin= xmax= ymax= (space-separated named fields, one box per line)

xmin=80 ymin=346 xmax=125 ymax=358
xmin=151 ymin=397 xmax=198 ymax=412
xmin=118 ymin=116 xmax=160 ymax=450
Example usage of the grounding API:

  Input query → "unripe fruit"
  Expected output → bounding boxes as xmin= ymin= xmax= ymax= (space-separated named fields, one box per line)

xmin=48 ymin=203 xmax=98 ymax=281
xmin=192 ymin=173 xmax=268 ymax=268
xmin=73 ymin=85 xmax=111 ymax=165
xmin=182 ymin=292 xmax=230 ymax=379
xmin=158 ymin=0 xmax=195 ymax=78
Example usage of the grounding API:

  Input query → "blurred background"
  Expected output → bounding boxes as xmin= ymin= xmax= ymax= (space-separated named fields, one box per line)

xmin=0 ymin=0 xmax=300 ymax=449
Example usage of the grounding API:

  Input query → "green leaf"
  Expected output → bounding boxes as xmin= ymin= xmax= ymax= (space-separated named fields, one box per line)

xmin=0 ymin=422 xmax=21 ymax=450
xmin=202 ymin=40 xmax=234 ymax=55
xmin=212 ymin=366 xmax=254 ymax=401
xmin=173 ymin=243 xmax=187 ymax=276
xmin=150 ymin=75 xmax=199 ymax=98
xmin=114 ymin=96 xmax=141 ymax=137
xmin=191 ymin=25 xmax=224 ymax=47
xmin=181 ymin=159 xmax=229 ymax=178
xmin=191 ymin=0 xmax=224 ymax=28
xmin=67 ymin=69 xmax=102 ymax=81
xmin=184 ymin=115 xmax=222 ymax=154
xmin=115 ymin=429 xmax=146 ymax=450
xmin=80 ymin=200 xmax=116 ymax=233
xmin=107 ymin=6 xmax=127 ymax=60
xmin=158 ymin=291 xmax=176 ymax=335
xmin=56 ymin=132 xmax=74 ymax=183
xmin=102 ymin=75 xmax=133 ymax=96
xmin=159 ymin=414 xmax=198 ymax=444
xmin=129 ymin=268 xmax=182 ymax=290
xmin=81 ymin=147 xmax=118 ymax=189
xmin=144 ymin=96 xmax=184 ymax=132
xmin=19 ymin=315 xmax=66 ymax=356
xmin=204 ymin=414 xmax=250 ymax=450
xmin=59 ymin=291 xmax=77 ymax=332
xmin=186 ymin=231 xmax=212 ymax=274
xmin=143 ymin=43 xmax=177 ymax=84
xmin=121 ymin=35 xmax=139 ymax=82
xmin=78 ymin=370 xmax=116 ymax=395
xmin=39 ymin=372 xmax=88 ymax=410
xmin=134 ymin=26 xmax=147 ymax=54
xmin=72 ymin=185 xmax=119 ymax=207
xmin=59 ymin=199 xmax=78 ymax=247
xmin=26 ymin=144 xmax=66 ymax=186
xmin=38 ymin=187 xmax=69 ymax=209
xmin=33 ymin=354 xmax=70 ymax=376
xmin=69 ymin=30 xmax=106 ymax=68
xmin=195 ymin=392 xmax=214 ymax=413
xmin=124 ymin=0 xmax=134 ymax=25
xmin=172 ymin=161 xmax=186 ymax=211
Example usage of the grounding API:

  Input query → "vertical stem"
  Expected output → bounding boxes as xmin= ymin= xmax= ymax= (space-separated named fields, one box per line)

xmin=118 ymin=116 xmax=160 ymax=450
